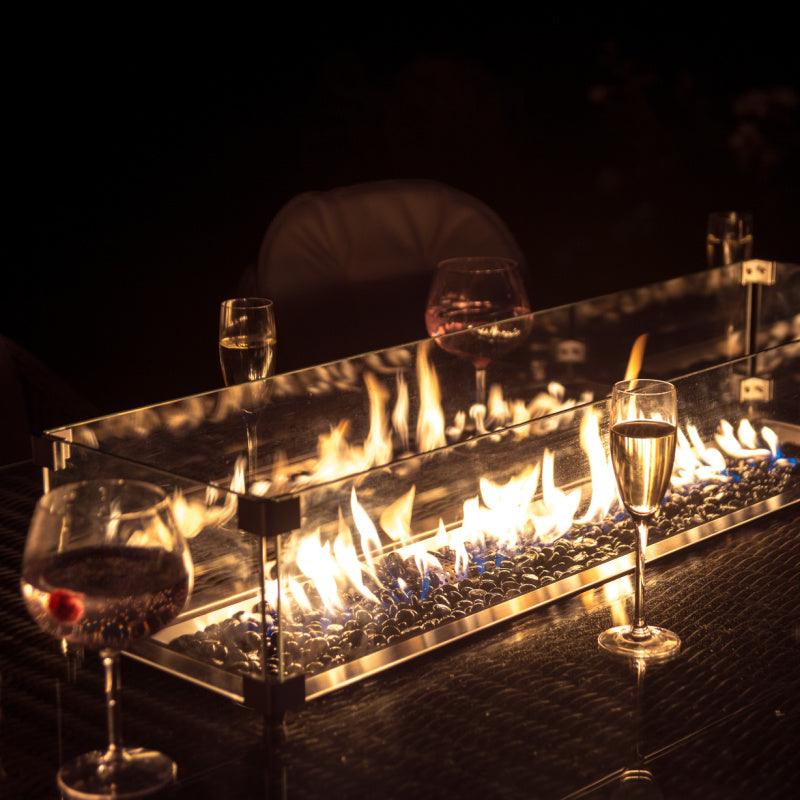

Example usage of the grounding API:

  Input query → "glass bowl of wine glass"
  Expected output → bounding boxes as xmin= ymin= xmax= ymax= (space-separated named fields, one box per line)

xmin=21 ymin=479 xmax=193 ymax=799
xmin=425 ymin=256 xmax=531 ymax=406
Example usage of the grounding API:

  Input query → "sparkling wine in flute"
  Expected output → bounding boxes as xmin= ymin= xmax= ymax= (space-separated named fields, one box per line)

xmin=598 ymin=378 xmax=681 ymax=661
xmin=219 ymin=334 xmax=276 ymax=384
xmin=610 ymin=420 xmax=677 ymax=518
xmin=705 ymin=232 xmax=753 ymax=267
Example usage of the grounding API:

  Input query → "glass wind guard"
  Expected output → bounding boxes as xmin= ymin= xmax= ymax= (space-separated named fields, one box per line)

xmin=758 ymin=260 xmax=800 ymax=350
xmin=46 ymin=265 xmax=753 ymax=506
xmin=248 ymin=344 xmax=800 ymax=694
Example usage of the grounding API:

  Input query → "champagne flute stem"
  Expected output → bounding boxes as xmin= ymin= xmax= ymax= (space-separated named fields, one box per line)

xmin=632 ymin=520 xmax=649 ymax=639
xmin=101 ymin=649 xmax=123 ymax=758
xmin=475 ymin=367 xmax=487 ymax=407
xmin=244 ymin=412 xmax=258 ymax=482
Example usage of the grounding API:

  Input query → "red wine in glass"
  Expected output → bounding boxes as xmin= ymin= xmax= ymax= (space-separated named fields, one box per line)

xmin=21 ymin=480 xmax=193 ymax=799
xmin=425 ymin=257 xmax=531 ymax=405
xmin=22 ymin=546 xmax=191 ymax=649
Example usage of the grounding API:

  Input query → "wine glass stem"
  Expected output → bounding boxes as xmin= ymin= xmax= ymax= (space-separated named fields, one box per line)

xmin=101 ymin=649 xmax=123 ymax=758
xmin=475 ymin=367 xmax=487 ymax=407
xmin=632 ymin=520 xmax=649 ymax=639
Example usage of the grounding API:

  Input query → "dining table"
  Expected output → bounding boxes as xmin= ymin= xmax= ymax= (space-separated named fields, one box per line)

xmin=1 ymin=460 xmax=798 ymax=798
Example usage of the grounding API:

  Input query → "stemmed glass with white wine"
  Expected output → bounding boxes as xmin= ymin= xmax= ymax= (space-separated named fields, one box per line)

xmin=706 ymin=211 xmax=753 ymax=267
xmin=21 ymin=480 xmax=193 ymax=798
xmin=219 ymin=298 xmax=276 ymax=479
xmin=598 ymin=379 xmax=681 ymax=660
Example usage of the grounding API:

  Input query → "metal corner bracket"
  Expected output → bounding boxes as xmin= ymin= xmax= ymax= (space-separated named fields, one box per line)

xmin=741 ymin=260 xmax=776 ymax=286
xmin=30 ymin=434 xmax=70 ymax=471
xmin=243 ymin=672 xmax=306 ymax=716
xmin=237 ymin=494 xmax=302 ymax=539
xmin=555 ymin=339 xmax=586 ymax=364
xmin=739 ymin=376 xmax=774 ymax=403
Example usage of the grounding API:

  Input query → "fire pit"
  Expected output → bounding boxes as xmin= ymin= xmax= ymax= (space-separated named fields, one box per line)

xmin=34 ymin=261 xmax=800 ymax=717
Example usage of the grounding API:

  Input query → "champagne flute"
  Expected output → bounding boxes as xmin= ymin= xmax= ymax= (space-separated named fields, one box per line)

xmin=706 ymin=211 xmax=753 ymax=267
xmin=425 ymin=257 xmax=531 ymax=407
xmin=219 ymin=298 xmax=276 ymax=479
xmin=21 ymin=480 xmax=193 ymax=798
xmin=598 ymin=379 xmax=681 ymax=659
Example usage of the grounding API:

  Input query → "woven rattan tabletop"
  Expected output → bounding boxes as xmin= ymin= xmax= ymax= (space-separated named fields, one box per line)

xmin=1 ymin=462 xmax=798 ymax=799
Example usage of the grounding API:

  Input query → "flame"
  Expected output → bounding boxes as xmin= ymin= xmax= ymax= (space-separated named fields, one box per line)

xmin=288 ymin=576 xmax=312 ymax=613
xmin=510 ymin=401 xmax=532 ymax=438
xmin=479 ymin=464 xmax=540 ymax=549
xmin=736 ymin=419 xmax=759 ymax=450
xmin=272 ymin=411 xmax=788 ymax=623
xmin=714 ymin=419 xmax=771 ymax=459
xmin=577 ymin=409 xmax=619 ymax=523
xmin=487 ymin=384 xmax=510 ymax=426
xmin=170 ymin=455 xmax=245 ymax=540
xmin=672 ymin=426 xmax=728 ymax=487
xmin=363 ymin=372 xmax=392 ymax=467
xmin=350 ymin=487 xmax=382 ymax=572
xmin=527 ymin=382 xmax=575 ymax=435
xmin=294 ymin=530 xmax=342 ymax=614
xmin=392 ymin=371 xmax=410 ymax=451
xmin=334 ymin=509 xmax=381 ymax=604
xmin=761 ymin=425 xmax=780 ymax=458
xmin=447 ymin=410 xmax=467 ymax=441
xmin=532 ymin=450 xmax=582 ymax=542
xmin=416 ymin=341 xmax=446 ymax=452
xmin=624 ymin=333 xmax=648 ymax=383
xmin=469 ymin=403 xmax=489 ymax=435
xmin=379 ymin=486 xmax=415 ymax=543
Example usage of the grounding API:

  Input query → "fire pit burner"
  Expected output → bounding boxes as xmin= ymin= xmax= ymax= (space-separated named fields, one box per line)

xmin=34 ymin=261 xmax=800 ymax=713
xmin=166 ymin=446 xmax=798 ymax=680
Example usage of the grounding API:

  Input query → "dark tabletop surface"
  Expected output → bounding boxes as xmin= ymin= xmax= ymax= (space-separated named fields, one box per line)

xmin=1 ymin=461 xmax=798 ymax=799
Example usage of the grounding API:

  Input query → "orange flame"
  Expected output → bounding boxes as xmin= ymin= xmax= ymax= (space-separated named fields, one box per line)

xmin=363 ymin=372 xmax=392 ymax=467
xmin=623 ymin=333 xmax=649 ymax=383
xmin=416 ymin=342 xmax=446 ymax=452
xmin=392 ymin=371 xmax=410 ymax=451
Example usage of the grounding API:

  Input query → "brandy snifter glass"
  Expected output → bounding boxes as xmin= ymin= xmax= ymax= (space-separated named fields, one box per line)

xmin=21 ymin=479 xmax=193 ymax=798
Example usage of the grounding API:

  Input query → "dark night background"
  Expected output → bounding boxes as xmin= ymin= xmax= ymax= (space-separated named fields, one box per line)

xmin=6 ymin=14 xmax=799 ymax=426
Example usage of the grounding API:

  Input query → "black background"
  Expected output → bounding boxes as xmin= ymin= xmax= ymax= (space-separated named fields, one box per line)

xmin=6 ymin=13 xmax=799 ymax=415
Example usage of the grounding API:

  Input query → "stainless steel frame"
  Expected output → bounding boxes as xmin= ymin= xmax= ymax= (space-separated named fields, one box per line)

xmin=125 ymin=478 xmax=800 ymax=705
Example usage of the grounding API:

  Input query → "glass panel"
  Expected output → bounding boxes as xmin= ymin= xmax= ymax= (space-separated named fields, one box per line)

xmin=47 ymin=265 xmax=751 ymax=504
xmin=150 ymin=342 xmax=799 ymax=695
xmin=758 ymin=260 xmax=800 ymax=349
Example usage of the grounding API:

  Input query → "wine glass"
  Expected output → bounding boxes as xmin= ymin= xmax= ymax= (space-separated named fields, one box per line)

xmin=598 ymin=379 xmax=681 ymax=660
xmin=219 ymin=297 xmax=276 ymax=479
xmin=21 ymin=480 xmax=193 ymax=798
xmin=706 ymin=211 xmax=753 ymax=267
xmin=425 ymin=257 xmax=531 ymax=406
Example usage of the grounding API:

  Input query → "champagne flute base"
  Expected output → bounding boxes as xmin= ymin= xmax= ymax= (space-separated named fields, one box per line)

xmin=57 ymin=748 xmax=176 ymax=799
xmin=598 ymin=625 xmax=681 ymax=661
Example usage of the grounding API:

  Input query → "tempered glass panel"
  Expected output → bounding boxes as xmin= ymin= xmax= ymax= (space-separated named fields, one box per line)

xmin=44 ymin=445 xmax=260 ymax=619
xmin=758 ymin=260 xmax=800 ymax=349
xmin=141 ymin=342 xmax=799 ymax=694
xmin=263 ymin=344 xmax=800 ymax=686
xmin=47 ymin=266 xmax=750 ymax=501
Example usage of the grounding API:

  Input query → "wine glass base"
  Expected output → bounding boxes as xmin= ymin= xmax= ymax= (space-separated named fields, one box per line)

xmin=598 ymin=625 xmax=681 ymax=661
xmin=57 ymin=748 xmax=176 ymax=799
